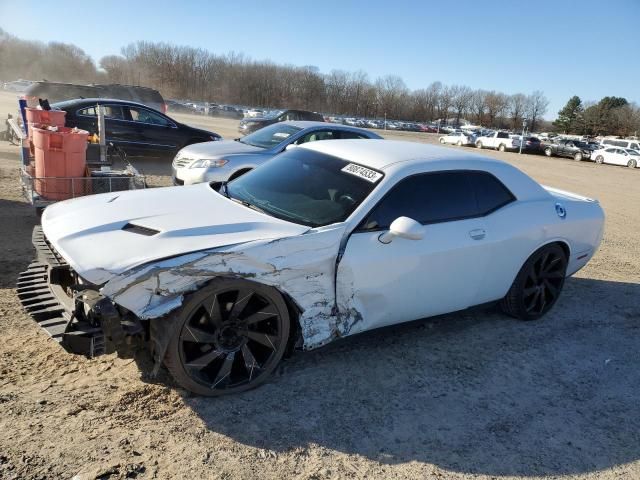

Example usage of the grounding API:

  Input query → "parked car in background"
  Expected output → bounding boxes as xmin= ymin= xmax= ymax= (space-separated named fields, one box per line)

xmin=544 ymin=139 xmax=594 ymax=161
xmin=165 ymin=100 xmax=197 ymax=114
xmin=209 ymin=105 xmax=244 ymax=119
xmin=439 ymin=131 xmax=476 ymax=146
xmin=173 ymin=121 xmax=381 ymax=184
xmin=245 ymin=109 xmax=264 ymax=118
xmin=593 ymin=147 xmax=639 ymax=168
xmin=53 ymin=98 xmax=221 ymax=159
xmin=24 ymin=81 xmax=168 ymax=113
xmin=600 ymin=138 xmax=640 ymax=151
xmin=475 ymin=131 xmax=518 ymax=152
xmin=238 ymin=109 xmax=325 ymax=134
xmin=513 ymin=136 xmax=543 ymax=153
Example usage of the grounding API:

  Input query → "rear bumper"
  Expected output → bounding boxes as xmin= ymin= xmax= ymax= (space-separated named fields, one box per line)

xmin=17 ymin=226 xmax=135 ymax=357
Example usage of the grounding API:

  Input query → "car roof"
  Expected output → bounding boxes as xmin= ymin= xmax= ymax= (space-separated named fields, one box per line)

xmin=283 ymin=120 xmax=379 ymax=135
xmin=300 ymin=139 xmax=507 ymax=170
xmin=52 ymin=98 xmax=156 ymax=110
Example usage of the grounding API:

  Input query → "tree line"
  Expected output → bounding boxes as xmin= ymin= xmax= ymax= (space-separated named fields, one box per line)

xmin=6 ymin=28 xmax=637 ymax=136
xmin=554 ymin=95 xmax=639 ymax=137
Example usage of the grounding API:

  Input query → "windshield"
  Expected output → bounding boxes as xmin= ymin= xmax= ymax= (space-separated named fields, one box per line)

xmin=225 ymin=148 xmax=382 ymax=227
xmin=239 ymin=123 xmax=302 ymax=149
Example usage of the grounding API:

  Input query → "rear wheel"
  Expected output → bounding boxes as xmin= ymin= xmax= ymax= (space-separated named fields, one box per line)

xmin=476 ymin=141 xmax=483 ymax=149
xmin=164 ymin=278 xmax=290 ymax=396
xmin=627 ymin=159 xmax=637 ymax=168
xmin=574 ymin=152 xmax=583 ymax=161
xmin=595 ymin=155 xmax=604 ymax=164
xmin=544 ymin=147 xmax=553 ymax=157
xmin=501 ymin=244 xmax=567 ymax=321
xmin=498 ymin=144 xmax=506 ymax=152
xmin=439 ymin=137 xmax=445 ymax=144
xmin=456 ymin=140 xmax=463 ymax=146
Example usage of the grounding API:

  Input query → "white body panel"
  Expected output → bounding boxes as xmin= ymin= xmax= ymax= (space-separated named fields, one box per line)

xmin=41 ymin=140 xmax=605 ymax=350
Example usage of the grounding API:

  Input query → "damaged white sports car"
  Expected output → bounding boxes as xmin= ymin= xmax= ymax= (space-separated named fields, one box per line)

xmin=19 ymin=140 xmax=605 ymax=395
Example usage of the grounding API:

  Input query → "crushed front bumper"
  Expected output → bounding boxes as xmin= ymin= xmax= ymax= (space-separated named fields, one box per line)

xmin=17 ymin=226 xmax=135 ymax=357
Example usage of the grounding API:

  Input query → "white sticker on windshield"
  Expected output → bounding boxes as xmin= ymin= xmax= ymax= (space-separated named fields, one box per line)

xmin=341 ymin=163 xmax=383 ymax=183
xmin=273 ymin=132 xmax=291 ymax=138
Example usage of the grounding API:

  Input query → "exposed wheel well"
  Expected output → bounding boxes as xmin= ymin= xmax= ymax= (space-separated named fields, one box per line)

xmin=229 ymin=168 xmax=252 ymax=181
xmin=549 ymin=240 xmax=570 ymax=260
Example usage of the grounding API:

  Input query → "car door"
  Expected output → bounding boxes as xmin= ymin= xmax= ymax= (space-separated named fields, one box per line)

xmin=336 ymin=171 xmax=493 ymax=334
xmin=124 ymin=105 xmax=181 ymax=157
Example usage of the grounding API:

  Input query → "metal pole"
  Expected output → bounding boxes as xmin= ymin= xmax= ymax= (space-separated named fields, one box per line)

xmin=97 ymin=105 xmax=106 ymax=164
xmin=384 ymin=112 xmax=387 ymax=131
xmin=519 ymin=119 xmax=527 ymax=155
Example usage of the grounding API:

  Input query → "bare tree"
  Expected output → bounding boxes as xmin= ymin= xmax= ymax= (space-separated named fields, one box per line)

xmin=508 ymin=93 xmax=527 ymax=130
xmin=526 ymin=91 xmax=549 ymax=132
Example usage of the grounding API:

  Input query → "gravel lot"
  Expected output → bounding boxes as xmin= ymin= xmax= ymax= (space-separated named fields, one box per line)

xmin=0 ymin=91 xmax=638 ymax=479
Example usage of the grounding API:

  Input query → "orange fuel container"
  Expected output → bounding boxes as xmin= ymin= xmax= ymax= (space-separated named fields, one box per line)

xmin=25 ymin=108 xmax=66 ymax=140
xmin=32 ymin=126 xmax=89 ymax=201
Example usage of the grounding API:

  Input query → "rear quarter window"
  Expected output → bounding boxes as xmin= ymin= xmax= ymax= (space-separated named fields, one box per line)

xmin=467 ymin=171 xmax=516 ymax=215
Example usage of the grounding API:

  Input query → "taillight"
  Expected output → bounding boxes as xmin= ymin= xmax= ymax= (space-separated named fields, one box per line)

xmin=162 ymin=103 xmax=168 ymax=114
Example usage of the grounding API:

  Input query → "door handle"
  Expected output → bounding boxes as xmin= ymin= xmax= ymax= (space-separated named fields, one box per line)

xmin=469 ymin=229 xmax=486 ymax=240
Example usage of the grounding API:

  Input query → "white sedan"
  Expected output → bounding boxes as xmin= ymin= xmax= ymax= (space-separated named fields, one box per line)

xmin=439 ymin=132 xmax=476 ymax=146
xmin=20 ymin=140 xmax=604 ymax=396
xmin=593 ymin=147 xmax=639 ymax=168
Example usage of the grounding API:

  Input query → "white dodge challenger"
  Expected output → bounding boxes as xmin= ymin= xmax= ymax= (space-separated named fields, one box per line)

xmin=19 ymin=140 xmax=605 ymax=395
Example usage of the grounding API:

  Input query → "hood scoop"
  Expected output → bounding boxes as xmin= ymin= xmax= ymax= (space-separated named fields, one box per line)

xmin=122 ymin=223 xmax=160 ymax=236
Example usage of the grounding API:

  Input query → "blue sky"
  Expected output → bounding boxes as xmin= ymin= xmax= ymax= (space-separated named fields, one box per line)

xmin=1 ymin=0 xmax=638 ymax=118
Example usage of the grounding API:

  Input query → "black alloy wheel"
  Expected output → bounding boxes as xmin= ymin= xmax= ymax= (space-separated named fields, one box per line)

xmin=501 ymin=244 xmax=568 ymax=320
xmin=164 ymin=279 xmax=290 ymax=396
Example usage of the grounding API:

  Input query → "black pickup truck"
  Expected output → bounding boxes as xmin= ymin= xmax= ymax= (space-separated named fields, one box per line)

xmin=543 ymin=139 xmax=595 ymax=161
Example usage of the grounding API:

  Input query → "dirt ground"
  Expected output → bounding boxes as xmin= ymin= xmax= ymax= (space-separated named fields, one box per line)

xmin=0 ymin=91 xmax=639 ymax=480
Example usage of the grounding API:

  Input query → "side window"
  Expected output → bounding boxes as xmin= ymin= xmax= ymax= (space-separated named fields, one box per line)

xmin=360 ymin=172 xmax=477 ymax=230
xmin=467 ymin=171 xmax=515 ymax=215
xmin=338 ymin=130 xmax=369 ymax=140
xmin=497 ymin=132 xmax=509 ymax=139
xmin=296 ymin=130 xmax=336 ymax=144
xmin=128 ymin=107 xmax=171 ymax=126
xmin=77 ymin=105 xmax=123 ymax=119
xmin=280 ymin=111 xmax=299 ymax=121
xmin=78 ymin=106 xmax=97 ymax=116
xmin=605 ymin=148 xmax=616 ymax=153
xmin=103 ymin=105 xmax=125 ymax=120
xmin=631 ymin=143 xmax=640 ymax=150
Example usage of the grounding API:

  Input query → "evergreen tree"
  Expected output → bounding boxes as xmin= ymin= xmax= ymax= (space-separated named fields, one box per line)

xmin=553 ymin=96 xmax=583 ymax=133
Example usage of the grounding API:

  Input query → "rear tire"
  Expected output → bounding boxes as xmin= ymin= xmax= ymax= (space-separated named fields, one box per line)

xmin=501 ymin=244 xmax=567 ymax=321
xmin=574 ymin=152 xmax=583 ymax=161
xmin=627 ymin=159 xmax=637 ymax=168
xmin=545 ymin=147 xmax=553 ymax=157
xmin=498 ymin=144 xmax=506 ymax=152
xmin=595 ymin=155 xmax=604 ymax=164
xmin=476 ymin=141 xmax=483 ymax=149
xmin=439 ymin=137 xmax=445 ymax=144
xmin=456 ymin=140 xmax=463 ymax=146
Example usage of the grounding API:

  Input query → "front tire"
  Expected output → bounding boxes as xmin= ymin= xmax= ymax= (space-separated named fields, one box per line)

xmin=574 ymin=152 xmax=583 ymax=161
xmin=476 ymin=141 xmax=483 ymax=149
xmin=501 ymin=244 xmax=567 ymax=321
xmin=544 ymin=147 xmax=553 ymax=157
xmin=439 ymin=137 xmax=445 ymax=144
xmin=627 ymin=159 xmax=637 ymax=168
xmin=456 ymin=140 xmax=463 ymax=146
xmin=595 ymin=155 xmax=604 ymax=164
xmin=164 ymin=278 xmax=290 ymax=396
xmin=498 ymin=144 xmax=506 ymax=152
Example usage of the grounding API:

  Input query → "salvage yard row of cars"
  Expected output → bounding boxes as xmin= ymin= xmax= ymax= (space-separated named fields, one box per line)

xmin=19 ymin=95 xmax=606 ymax=396
xmin=439 ymin=129 xmax=640 ymax=168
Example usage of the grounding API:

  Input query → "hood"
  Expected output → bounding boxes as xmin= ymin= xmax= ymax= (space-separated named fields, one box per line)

xmin=242 ymin=117 xmax=273 ymax=125
xmin=177 ymin=139 xmax=263 ymax=160
xmin=41 ymin=183 xmax=309 ymax=284
xmin=181 ymin=124 xmax=219 ymax=138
